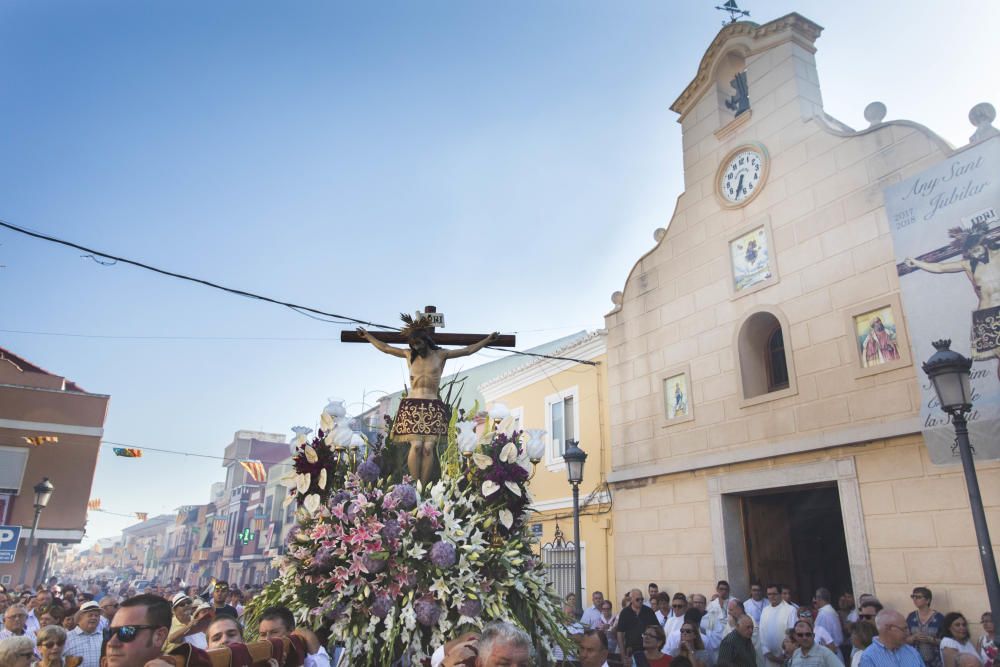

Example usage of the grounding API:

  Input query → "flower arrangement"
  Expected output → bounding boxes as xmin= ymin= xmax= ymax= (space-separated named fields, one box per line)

xmin=246 ymin=405 xmax=573 ymax=665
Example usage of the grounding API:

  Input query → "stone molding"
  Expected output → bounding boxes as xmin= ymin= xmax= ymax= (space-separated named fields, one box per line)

xmin=707 ymin=457 xmax=874 ymax=599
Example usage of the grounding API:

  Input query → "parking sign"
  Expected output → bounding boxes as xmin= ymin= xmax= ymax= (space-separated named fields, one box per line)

xmin=0 ymin=525 xmax=22 ymax=564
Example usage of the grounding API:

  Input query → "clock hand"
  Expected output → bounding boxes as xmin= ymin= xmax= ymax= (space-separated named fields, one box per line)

xmin=736 ymin=174 xmax=745 ymax=198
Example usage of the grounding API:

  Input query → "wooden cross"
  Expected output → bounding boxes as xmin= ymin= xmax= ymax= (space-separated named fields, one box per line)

xmin=340 ymin=305 xmax=516 ymax=347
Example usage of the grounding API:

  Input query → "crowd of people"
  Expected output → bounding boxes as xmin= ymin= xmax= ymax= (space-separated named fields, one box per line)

xmin=0 ymin=577 xmax=335 ymax=667
xmin=549 ymin=581 xmax=997 ymax=667
xmin=0 ymin=577 xmax=996 ymax=667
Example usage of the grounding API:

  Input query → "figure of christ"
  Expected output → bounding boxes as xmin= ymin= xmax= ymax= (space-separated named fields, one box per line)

xmin=356 ymin=323 xmax=498 ymax=483
xmin=905 ymin=221 xmax=1000 ymax=378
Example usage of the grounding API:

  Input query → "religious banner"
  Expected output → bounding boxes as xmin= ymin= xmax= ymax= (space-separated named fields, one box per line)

xmin=884 ymin=136 xmax=1000 ymax=462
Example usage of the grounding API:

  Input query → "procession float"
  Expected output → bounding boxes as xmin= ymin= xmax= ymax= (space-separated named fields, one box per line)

xmin=246 ymin=312 xmax=574 ymax=665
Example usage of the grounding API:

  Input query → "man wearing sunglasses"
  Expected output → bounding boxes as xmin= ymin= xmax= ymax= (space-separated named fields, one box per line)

xmin=789 ymin=620 xmax=841 ymax=667
xmin=210 ymin=582 xmax=238 ymax=619
xmin=65 ymin=601 xmax=103 ymax=667
xmin=104 ymin=594 xmax=171 ymax=667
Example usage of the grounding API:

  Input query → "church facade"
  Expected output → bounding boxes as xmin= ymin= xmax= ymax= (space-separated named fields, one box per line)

xmin=606 ymin=12 xmax=1000 ymax=616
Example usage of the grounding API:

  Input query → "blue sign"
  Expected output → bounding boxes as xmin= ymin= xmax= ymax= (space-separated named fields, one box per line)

xmin=0 ymin=526 xmax=22 ymax=564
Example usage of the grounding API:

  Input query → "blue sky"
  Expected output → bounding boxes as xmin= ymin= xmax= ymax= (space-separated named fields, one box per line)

xmin=1 ymin=1 xmax=997 ymax=545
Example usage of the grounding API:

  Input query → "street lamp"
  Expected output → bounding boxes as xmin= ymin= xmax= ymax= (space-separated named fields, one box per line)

xmin=563 ymin=440 xmax=587 ymax=619
xmin=923 ymin=339 xmax=1000 ymax=620
xmin=19 ymin=477 xmax=54 ymax=586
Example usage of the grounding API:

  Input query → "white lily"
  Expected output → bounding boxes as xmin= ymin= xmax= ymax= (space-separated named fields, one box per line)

xmin=498 ymin=509 xmax=513 ymax=529
xmin=499 ymin=442 xmax=517 ymax=464
xmin=497 ymin=415 xmax=516 ymax=436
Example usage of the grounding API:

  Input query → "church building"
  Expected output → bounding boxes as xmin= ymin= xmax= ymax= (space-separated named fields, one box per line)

xmin=605 ymin=12 xmax=1000 ymax=616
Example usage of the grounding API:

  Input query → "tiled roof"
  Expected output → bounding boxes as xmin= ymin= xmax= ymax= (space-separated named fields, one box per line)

xmin=0 ymin=346 xmax=86 ymax=392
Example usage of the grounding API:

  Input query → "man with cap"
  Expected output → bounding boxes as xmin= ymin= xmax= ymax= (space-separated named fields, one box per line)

xmin=164 ymin=593 xmax=212 ymax=651
xmin=64 ymin=601 xmax=103 ymax=667
xmin=210 ymin=582 xmax=238 ymax=618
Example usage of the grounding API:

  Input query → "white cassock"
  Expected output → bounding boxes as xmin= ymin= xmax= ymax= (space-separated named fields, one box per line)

xmin=759 ymin=601 xmax=797 ymax=659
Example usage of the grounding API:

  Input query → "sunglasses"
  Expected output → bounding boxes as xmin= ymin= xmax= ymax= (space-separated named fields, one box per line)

xmin=106 ymin=625 xmax=161 ymax=643
xmin=910 ymin=594 xmax=926 ymax=599
xmin=672 ymin=604 xmax=685 ymax=609
xmin=41 ymin=641 xmax=65 ymax=649
xmin=17 ymin=652 xmax=34 ymax=659
xmin=796 ymin=632 xmax=814 ymax=638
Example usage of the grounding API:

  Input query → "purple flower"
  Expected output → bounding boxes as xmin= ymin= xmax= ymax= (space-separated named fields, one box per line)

xmin=459 ymin=599 xmax=482 ymax=618
xmin=357 ymin=458 xmax=381 ymax=483
xmin=381 ymin=519 xmax=402 ymax=542
xmin=414 ymin=598 xmax=442 ymax=627
xmin=329 ymin=490 xmax=351 ymax=507
xmin=324 ymin=603 xmax=348 ymax=621
xmin=284 ymin=526 xmax=299 ymax=545
xmin=361 ymin=554 xmax=388 ymax=573
xmin=371 ymin=595 xmax=393 ymax=619
xmin=429 ymin=541 xmax=457 ymax=569
xmin=311 ymin=546 xmax=334 ymax=573
xmin=393 ymin=483 xmax=418 ymax=510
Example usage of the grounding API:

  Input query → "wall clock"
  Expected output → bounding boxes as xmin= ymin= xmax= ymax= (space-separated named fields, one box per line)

xmin=717 ymin=143 xmax=769 ymax=208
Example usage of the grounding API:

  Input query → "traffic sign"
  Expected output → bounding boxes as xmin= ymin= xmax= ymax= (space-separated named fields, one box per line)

xmin=0 ymin=525 xmax=22 ymax=564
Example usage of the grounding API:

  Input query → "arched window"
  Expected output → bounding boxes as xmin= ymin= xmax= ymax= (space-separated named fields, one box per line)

xmin=735 ymin=308 xmax=797 ymax=406
xmin=766 ymin=326 xmax=789 ymax=391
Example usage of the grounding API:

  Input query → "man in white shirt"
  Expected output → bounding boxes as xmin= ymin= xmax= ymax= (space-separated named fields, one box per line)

xmin=258 ymin=605 xmax=331 ymax=667
xmin=814 ymin=588 xmax=844 ymax=650
xmin=165 ymin=594 xmax=210 ymax=651
xmin=664 ymin=594 xmax=689 ymax=637
xmin=25 ymin=590 xmax=51 ymax=634
xmin=65 ymin=601 xmax=104 ymax=667
xmin=580 ymin=591 xmax=606 ymax=630
xmin=705 ymin=580 xmax=736 ymax=637
xmin=745 ymin=583 xmax=767 ymax=624
xmin=760 ymin=585 xmax=797 ymax=665
xmin=663 ymin=609 xmax=714 ymax=657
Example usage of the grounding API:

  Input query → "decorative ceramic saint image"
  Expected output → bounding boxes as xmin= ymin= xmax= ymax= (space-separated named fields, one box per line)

xmin=855 ymin=307 xmax=901 ymax=368
xmin=730 ymin=226 xmax=772 ymax=292
xmin=904 ymin=221 xmax=1000 ymax=378
xmin=664 ymin=373 xmax=689 ymax=420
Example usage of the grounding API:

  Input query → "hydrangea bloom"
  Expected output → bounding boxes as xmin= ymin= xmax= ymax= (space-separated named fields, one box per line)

xmin=429 ymin=541 xmax=457 ymax=569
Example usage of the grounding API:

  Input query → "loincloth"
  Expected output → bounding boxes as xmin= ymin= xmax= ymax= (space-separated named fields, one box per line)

xmin=391 ymin=398 xmax=450 ymax=440
xmin=971 ymin=305 xmax=1000 ymax=359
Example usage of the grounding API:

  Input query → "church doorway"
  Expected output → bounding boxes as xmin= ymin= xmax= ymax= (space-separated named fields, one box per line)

xmin=740 ymin=484 xmax=853 ymax=605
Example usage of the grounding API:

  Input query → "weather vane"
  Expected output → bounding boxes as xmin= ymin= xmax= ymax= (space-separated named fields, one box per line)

xmin=715 ymin=0 xmax=750 ymax=24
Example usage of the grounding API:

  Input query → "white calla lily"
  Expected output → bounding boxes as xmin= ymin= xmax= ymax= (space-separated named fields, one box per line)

xmin=296 ymin=473 xmax=311 ymax=494
xmin=497 ymin=415 xmax=516 ymax=436
xmin=304 ymin=444 xmax=318 ymax=463
xmin=303 ymin=493 xmax=321 ymax=514
xmin=318 ymin=468 xmax=327 ymax=490
xmin=498 ymin=509 xmax=513 ymax=529
xmin=504 ymin=481 xmax=522 ymax=497
xmin=473 ymin=453 xmax=493 ymax=470
xmin=499 ymin=442 xmax=517 ymax=464
xmin=481 ymin=480 xmax=500 ymax=497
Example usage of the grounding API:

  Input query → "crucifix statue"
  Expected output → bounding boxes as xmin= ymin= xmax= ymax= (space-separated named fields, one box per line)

xmin=343 ymin=307 xmax=514 ymax=483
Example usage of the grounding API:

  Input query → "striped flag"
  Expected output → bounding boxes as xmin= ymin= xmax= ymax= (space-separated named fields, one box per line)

xmin=23 ymin=435 xmax=58 ymax=447
xmin=87 ymin=499 xmax=101 ymax=511
xmin=252 ymin=517 xmax=266 ymax=533
xmin=135 ymin=512 xmax=148 ymax=521
xmin=113 ymin=448 xmax=143 ymax=458
xmin=240 ymin=459 xmax=266 ymax=482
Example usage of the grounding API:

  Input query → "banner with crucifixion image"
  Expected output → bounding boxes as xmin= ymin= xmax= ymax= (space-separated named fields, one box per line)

xmin=884 ymin=136 xmax=1000 ymax=463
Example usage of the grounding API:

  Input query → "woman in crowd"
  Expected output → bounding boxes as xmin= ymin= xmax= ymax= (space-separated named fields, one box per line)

xmin=633 ymin=624 xmax=671 ymax=667
xmin=599 ymin=600 xmax=619 ymax=656
xmin=781 ymin=630 xmax=799 ymax=667
xmin=979 ymin=613 xmax=996 ymax=667
xmin=849 ymin=621 xmax=877 ymax=667
xmin=34 ymin=625 xmax=79 ymax=667
xmin=0 ymin=636 xmax=36 ymax=667
xmin=60 ymin=608 xmax=77 ymax=632
xmin=677 ymin=621 xmax=707 ymax=667
xmin=939 ymin=612 xmax=981 ymax=667
xmin=908 ymin=587 xmax=946 ymax=667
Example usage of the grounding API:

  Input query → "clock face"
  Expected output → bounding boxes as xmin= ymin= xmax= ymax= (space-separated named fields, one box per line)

xmin=720 ymin=147 xmax=765 ymax=204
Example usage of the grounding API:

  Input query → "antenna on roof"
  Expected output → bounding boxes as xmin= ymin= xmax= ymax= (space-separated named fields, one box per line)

xmin=715 ymin=0 xmax=750 ymax=25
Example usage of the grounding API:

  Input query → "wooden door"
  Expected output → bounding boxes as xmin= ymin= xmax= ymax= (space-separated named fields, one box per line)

xmin=743 ymin=496 xmax=796 ymax=588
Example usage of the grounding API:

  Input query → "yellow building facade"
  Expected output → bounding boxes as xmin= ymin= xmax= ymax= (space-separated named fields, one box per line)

xmin=479 ymin=331 xmax=618 ymax=607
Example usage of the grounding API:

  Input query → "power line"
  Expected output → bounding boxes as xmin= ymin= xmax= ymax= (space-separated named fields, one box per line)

xmin=0 ymin=328 xmax=340 ymax=342
xmin=0 ymin=219 xmax=600 ymax=366
xmin=0 ymin=219 xmax=399 ymax=331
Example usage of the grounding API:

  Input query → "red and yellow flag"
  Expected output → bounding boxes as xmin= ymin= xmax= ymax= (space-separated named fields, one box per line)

xmin=240 ymin=459 xmax=267 ymax=483
xmin=23 ymin=435 xmax=58 ymax=447
xmin=87 ymin=499 xmax=101 ymax=511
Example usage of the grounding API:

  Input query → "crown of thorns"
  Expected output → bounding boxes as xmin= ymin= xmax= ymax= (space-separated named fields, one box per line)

xmin=949 ymin=221 xmax=994 ymax=250
xmin=399 ymin=313 xmax=434 ymax=337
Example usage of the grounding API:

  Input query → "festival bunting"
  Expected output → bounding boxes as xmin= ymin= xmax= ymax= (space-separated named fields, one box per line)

xmin=135 ymin=512 xmax=148 ymax=521
xmin=87 ymin=499 xmax=101 ymax=511
xmin=113 ymin=447 xmax=143 ymax=458
xmin=239 ymin=459 xmax=266 ymax=482
xmin=23 ymin=435 xmax=58 ymax=447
